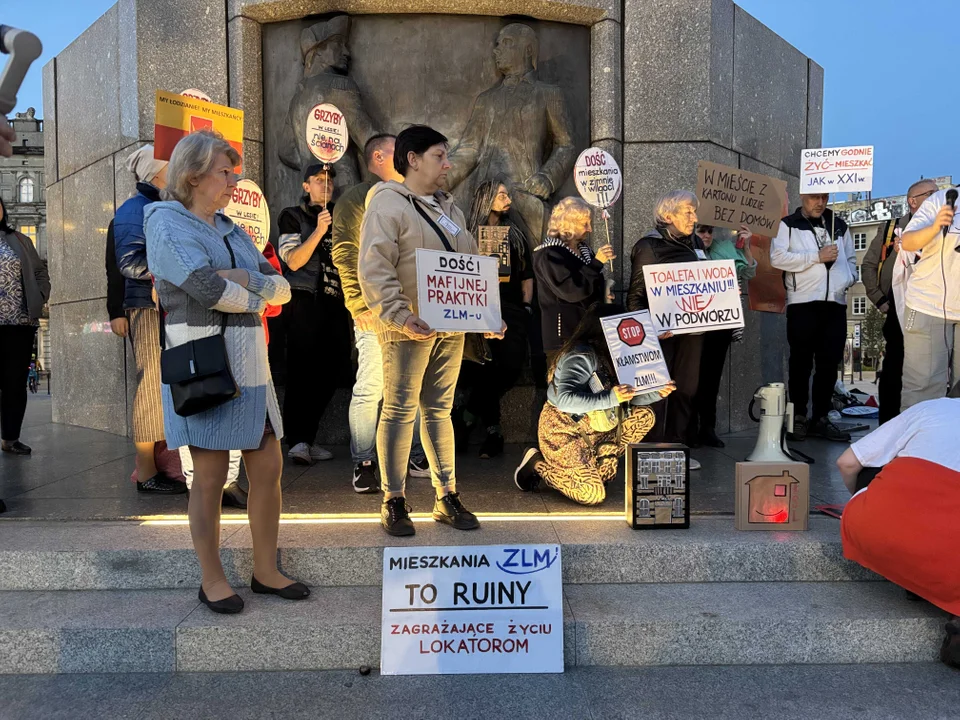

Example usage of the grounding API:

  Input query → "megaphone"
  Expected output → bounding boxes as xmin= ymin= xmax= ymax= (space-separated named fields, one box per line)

xmin=0 ymin=25 xmax=43 ymax=115
xmin=746 ymin=383 xmax=795 ymax=463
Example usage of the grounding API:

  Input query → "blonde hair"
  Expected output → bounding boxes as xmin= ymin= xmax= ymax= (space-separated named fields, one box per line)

xmin=161 ymin=130 xmax=241 ymax=206
xmin=546 ymin=196 xmax=592 ymax=242
xmin=654 ymin=189 xmax=698 ymax=226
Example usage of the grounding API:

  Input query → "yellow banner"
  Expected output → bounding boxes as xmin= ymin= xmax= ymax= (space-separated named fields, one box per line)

xmin=154 ymin=89 xmax=244 ymax=163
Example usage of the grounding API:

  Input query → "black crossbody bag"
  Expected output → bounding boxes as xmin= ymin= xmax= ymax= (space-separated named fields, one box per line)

xmin=159 ymin=237 xmax=240 ymax=417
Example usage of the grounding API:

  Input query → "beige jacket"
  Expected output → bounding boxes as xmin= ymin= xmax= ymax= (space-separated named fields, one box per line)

xmin=359 ymin=181 xmax=478 ymax=343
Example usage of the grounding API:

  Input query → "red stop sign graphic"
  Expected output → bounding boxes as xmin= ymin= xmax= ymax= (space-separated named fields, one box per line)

xmin=617 ymin=318 xmax=646 ymax=347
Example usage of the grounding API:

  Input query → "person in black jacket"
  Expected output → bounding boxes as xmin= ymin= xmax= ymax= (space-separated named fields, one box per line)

xmin=533 ymin=197 xmax=614 ymax=358
xmin=277 ymin=163 xmax=351 ymax=466
xmin=626 ymin=190 xmax=706 ymax=468
xmin=105 ymin=220 xmax=127 ymax=339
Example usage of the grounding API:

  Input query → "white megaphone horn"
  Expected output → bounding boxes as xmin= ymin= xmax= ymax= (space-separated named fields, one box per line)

xmin=746 ymin=383 xmax=797 ymax=463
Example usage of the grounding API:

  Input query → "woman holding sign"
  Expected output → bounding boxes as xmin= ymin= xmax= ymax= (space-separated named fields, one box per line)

xmin=533 ymin=197 xmax=614 ymax=356
xmin=626 ymin=190 xmax=707 ymax=468
xmin=514 ymin=303 xmax=673 ymax=505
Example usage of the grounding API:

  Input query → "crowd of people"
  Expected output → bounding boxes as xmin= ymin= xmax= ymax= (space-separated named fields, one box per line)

xmin=2 ymin=106 xmax=959 ymax=622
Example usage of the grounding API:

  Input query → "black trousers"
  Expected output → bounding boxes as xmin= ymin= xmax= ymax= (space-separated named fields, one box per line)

xmin=691 ymin=329 xmax=733 ymax=438
xmin=652 ymin=333 xmax=703 ymax=444
xmin=878 ymin=301 xmax=904 ymax=425
xmin=0 ymin=325 xmax=36 ymax=442
xmin=461 ymin=306 xmax=528 ymax=429
xmin=282 ymin=290 xmax=351 ymax=447
xmin=786 ymin=301 xmax=847 ymax=422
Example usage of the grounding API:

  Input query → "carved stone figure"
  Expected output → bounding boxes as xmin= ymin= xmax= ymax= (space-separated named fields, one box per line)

xmin=278 ymin=15 xmax=377 ymax=188
xmin=446 ymin=23 xmax=577 ymax=243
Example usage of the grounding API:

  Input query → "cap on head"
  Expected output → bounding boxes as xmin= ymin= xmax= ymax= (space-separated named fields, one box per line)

xmin=302 ymin=163 xmax=336 ymax=182
xmin=300 ymin=15 xmax=350 ymax=60
xmin=125 ymin=144 xmax=168 ymax=184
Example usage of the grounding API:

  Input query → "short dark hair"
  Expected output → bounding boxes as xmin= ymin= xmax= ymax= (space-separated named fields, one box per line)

xmin=363 ymin=134 xmax=396 ymax=167
xmin=394 ymin=125 xmax=448 ymax=177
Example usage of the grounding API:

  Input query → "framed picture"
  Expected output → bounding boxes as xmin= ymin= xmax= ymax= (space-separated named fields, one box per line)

xmin=625 ymin=443 xmax=690 ymax=529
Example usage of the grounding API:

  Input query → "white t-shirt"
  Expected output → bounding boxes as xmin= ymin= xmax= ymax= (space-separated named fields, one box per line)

xmin=851 ymin=397 xmax=960 ymax=470
xmin=903 ymin=188 xmax=960 ymax=320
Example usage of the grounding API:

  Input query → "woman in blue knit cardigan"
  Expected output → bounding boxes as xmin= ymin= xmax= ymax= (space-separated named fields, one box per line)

xmin=145 ymin=131 xmax=306 ymax=614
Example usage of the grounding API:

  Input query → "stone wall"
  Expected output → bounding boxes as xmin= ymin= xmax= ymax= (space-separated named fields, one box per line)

xmin=44 ymin=0 xmax=821 ymax=440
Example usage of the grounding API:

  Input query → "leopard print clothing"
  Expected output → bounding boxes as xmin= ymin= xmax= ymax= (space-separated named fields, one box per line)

xmin=535 ymin=403 xmax=656 ymax=506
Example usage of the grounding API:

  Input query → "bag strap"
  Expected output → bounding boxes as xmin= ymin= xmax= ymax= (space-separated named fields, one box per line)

xmin=412 ymin=200 xmax=455 ymax=253
xmin=158 ymin=234 xmax=237 ymax=350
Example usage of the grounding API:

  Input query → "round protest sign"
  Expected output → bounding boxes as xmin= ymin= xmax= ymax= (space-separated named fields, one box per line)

xmin=574 ymin=147 xmax=622 ymax=209
xmin=305 ymin=103 xmax=349 ymax=164
xmin=224 ymin=179 xmax=270 ymax=252
xmin=180 ymin=88 xmax=212 ymax=102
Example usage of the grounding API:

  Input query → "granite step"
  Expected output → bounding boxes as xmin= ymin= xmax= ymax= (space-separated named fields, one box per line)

xmin=0 ymin=517 xmax=876 ymax=591
xmin=0 ymin=582 xmax=945 ymax=674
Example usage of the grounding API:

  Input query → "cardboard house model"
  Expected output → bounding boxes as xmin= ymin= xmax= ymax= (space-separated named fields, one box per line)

xmin=735 ymin=462 xmax=809 ymax=531
xmin=626 ymin=443 xmax=690 ymax=529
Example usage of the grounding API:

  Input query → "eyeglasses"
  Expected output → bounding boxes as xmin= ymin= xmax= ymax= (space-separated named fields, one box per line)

xmin=908 ymin=189 xmax=936 ymax=201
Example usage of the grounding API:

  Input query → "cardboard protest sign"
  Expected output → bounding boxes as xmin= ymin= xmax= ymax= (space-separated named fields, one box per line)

xmin=600 ymin=310 xmax=672 ymax=392
xmin=574 ymin=147 xmax=622 ymax=208
xmin=747 ymin=233 xmax=786 ymax=314
xmin=305 ymin=103 xmax=348 ymax=164
xmin=381 ymin=544 xmax=563 ymax=675
xmin=180 ymin=88 xmax=212 ymax=102
xmin=477 ymin=226 xmax=511 ymax=282
xmin=642 ymin=260 xmax=745 ymax=334
xmin=224 ymin=179 xmax=270 ymax=252
xmin=154 ymin=89 xmax=243 ymax=167
xmin=800 ymin=145 xmax=874 ymax=193
xmin=696 ymin=161 xmax=787 ymax=236
xmin=415 ymin=249 xmax=502 ymax=333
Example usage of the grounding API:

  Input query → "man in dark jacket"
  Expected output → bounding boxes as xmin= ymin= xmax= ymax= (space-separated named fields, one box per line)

xmin=331 ymin=134 xmax=430 ymax=492
xmin=861 ymin=179 xmax=939 ymax=424
xmin=113 ymin=146 xmax=185 ymax=495
xmin=278 ymin=163 xmax=351 ymax=466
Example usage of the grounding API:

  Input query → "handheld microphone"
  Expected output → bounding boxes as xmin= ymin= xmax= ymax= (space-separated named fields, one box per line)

xmin=945 ymin=188 xmax=957 ymax=239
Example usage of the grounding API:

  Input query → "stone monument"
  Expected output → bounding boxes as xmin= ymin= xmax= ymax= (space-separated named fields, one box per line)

xmin=43 ymin=0 xmax=823 ymax=442
xmin=446 ymin=23 xmax=577 ymax=243
xmin=277 ymin=15 xmax=377 ymax=189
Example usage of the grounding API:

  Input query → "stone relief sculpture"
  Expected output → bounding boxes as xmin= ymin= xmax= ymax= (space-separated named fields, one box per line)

xmin=278 ymin=15 xmax=378 ymax=188
xmin=446 ymin=23 xmax=577 ymax=243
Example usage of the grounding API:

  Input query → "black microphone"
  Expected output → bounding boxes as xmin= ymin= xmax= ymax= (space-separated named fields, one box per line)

xmin=944 ymin=188 xmax=957 ymax=239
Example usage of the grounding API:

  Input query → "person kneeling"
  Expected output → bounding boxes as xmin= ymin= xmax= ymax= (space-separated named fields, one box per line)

xmin=514 ymin=304 xmax=674 ymax=505
xmin=836 ymin=385 xmax=960 ymax=670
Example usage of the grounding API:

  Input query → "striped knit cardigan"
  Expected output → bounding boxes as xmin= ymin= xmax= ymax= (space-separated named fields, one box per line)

xmin=144 ymin=201 xmax=291 ymax=451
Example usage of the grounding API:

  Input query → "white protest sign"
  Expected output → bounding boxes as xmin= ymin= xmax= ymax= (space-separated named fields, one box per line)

xmin=381 ymin=544 xmax=563 ymax=675
xmin=574 ymin=147 xmax=622 ymax=208
xmin=224 ymin=179 xmax=270 ymax=252
xmin=180 ymin=88 xmax=212 ymax=102
xmin=800 ymin=145 xmax=874 ymax=193
xmin=642 ymin=260 xmax=745 ymax=335
xmin=415 ymin=248 xmax=501 ymax=333
xmin=305 ymin=102 xmax=349 ymax=164
xmin=601 ymin=310 xmax=672 ymax=392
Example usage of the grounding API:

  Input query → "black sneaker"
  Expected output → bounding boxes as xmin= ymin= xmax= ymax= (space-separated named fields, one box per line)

xmin=514 ymin=448 xmax=542 ymax=492
xmin=433 ymin=492 xmax=480 ymax=530
xmin=808 ymin=417 xmax=851 ymax=442
xmin=222 ymin=482 xmax=248 ymax=508
xmin=353 ymin=461 xmax=379 ymax=494
xmin=407 ymin=456 xmax=431 ymax=479
xmin=381 ymin=497 xmax=415 ymax=537
xmin=137 ymin=474 xmax=188 ymax=494
xmin=478 ymin=431 xmax=504 ymax=459
xmin=787 ymin=415 xmax=808 ymax=442
xmin=0 ymin=499 xmax=6 ymax=514
xmin=941 ymin=618 xmax=960 ymax=669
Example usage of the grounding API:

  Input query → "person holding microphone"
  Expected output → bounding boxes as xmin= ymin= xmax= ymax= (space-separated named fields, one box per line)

xmin=898 ymin=186 xmax=960 ymax=408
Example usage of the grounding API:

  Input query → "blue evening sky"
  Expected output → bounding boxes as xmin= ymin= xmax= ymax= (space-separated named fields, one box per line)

xmin=5 ymin=0 xmax=954 ymax=197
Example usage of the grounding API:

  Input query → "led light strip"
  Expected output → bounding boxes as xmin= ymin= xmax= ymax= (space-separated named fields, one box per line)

xmin=138 ymin=512 xmax=625 ymax=526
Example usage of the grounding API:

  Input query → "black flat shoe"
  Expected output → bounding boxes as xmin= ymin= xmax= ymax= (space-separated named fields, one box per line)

xmin=1 ymin=441 xmax=31 ymax=455
xmin=222 ymin=482 xmax=248 ymax=509
xmin=0 ymin=499 xmax=6 ymax=514
xmin=198 ymin=586 xmax=244 ymax=614
xmin=137 ymin=474 xmax=188 ymax=494
xmin=251 ymin=575 xmax=311 ymax=600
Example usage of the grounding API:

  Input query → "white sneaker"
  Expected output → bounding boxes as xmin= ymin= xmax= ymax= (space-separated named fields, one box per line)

xmin=287 ymin=442 xmax=312 ymax=465
xmin=689 ymin=457 xmax=701 ymax=471
xmin=310 ymin=444 xmax=334 ymax=461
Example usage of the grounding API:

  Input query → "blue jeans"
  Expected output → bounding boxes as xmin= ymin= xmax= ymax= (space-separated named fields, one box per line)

xmin=350 ymin=329 xmax=425 ymax=464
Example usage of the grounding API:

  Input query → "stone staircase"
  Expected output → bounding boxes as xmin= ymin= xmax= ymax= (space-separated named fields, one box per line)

xmin=0 ymin=516 xmax=946 ymax=674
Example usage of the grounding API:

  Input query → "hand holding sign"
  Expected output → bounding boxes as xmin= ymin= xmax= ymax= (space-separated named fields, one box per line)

xmin=306 ymin=102 xmax=349 ymax=164
xmin=574 ymin=148 xmax=623 ymax=280
xmin=403 ymin=315 xmax=436 ymax=341
xmin=600 ymin=311 xmax=672 ymax=393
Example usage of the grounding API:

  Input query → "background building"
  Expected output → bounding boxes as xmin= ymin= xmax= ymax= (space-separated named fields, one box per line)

xmin=1 ymin=108 xmax=49 ymax=370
